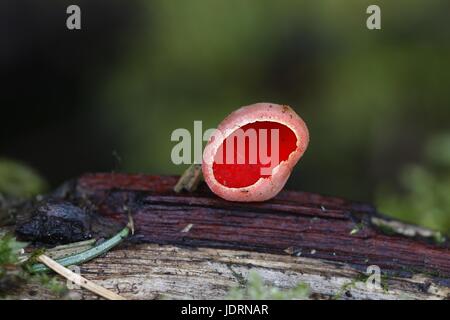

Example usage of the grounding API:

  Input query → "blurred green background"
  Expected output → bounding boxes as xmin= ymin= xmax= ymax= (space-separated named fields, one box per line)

xmin=2 ymin=0 xmax=450 ymax=233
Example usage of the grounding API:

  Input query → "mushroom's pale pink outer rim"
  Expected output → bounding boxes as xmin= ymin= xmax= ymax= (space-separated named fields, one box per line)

xmin=202 ymin=102 xmax=310 ymax=202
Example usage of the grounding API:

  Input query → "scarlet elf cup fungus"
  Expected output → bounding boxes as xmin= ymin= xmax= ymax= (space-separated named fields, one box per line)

xmin=202 ymin=102 xmax=309 ymax=202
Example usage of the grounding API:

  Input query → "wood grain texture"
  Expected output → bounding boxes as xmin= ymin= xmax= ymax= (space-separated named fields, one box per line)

xmin=9 ymin=244 xmax=450 ymax=300
xmin=9 ymin=173 xmax=450 ymax=299
xmin=71 ymin=174 xmax=450 ymax=278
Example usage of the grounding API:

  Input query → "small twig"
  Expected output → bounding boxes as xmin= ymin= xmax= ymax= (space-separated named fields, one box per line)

xmin=181 ymin=223 xmax=194 ymax=233
xmin=37 ymin=254 xmax=126 ymax=300
xmin=127 ymin=211 xmax=135 ymax=235
xmin=174 ymin=164 xmax=203 ymax=193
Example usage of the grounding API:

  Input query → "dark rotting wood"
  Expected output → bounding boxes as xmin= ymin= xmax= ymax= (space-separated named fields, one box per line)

xmin=21 ymin=173 xmax=448 ymax=284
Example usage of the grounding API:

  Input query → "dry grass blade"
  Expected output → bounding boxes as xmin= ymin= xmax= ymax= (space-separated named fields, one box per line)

xmin=173 ymin=164 xmax=203 ymax=192
xmin=37 ymin=254 xmax=126 ymax=300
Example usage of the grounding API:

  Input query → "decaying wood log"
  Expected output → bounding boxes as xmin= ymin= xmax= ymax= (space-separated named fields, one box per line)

xmin=7 ymin=173 xmax=450 ymax=299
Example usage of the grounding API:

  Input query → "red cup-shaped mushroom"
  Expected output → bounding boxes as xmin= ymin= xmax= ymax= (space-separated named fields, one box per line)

xmin=202 ymin=102 xmax=309 ymax=202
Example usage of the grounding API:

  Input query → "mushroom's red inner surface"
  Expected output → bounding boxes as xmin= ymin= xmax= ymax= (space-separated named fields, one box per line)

xmin=212 ymin=121 xmax=298 ymax=188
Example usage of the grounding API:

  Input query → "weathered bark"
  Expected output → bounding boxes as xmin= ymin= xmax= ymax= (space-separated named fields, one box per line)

xmin=8 ymin=173 xmax=450 ymax=299
xmin=9 ymin=244 xmax=450 ymax=300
